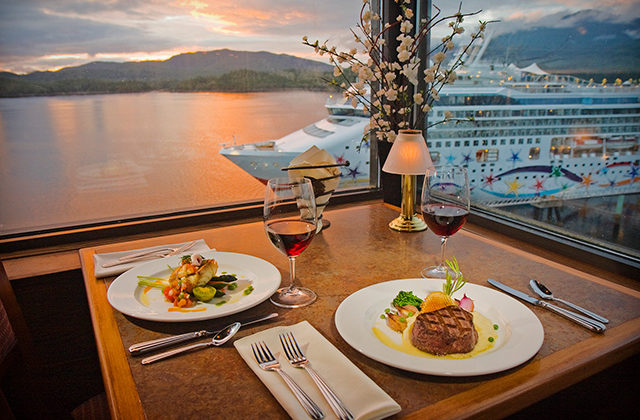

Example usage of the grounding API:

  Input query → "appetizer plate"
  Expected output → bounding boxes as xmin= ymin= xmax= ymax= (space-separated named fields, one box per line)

xmin=107 ymin=251 xmax=281 ymax=322
xmin=335 ymin=278 xmax=544 ymax=376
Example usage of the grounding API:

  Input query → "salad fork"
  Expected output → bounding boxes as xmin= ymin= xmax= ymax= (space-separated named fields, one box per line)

xmin=251 ymin=341 xmax=324 ymax=419
xmin=280 ymin=332 xmax=353 ymax=420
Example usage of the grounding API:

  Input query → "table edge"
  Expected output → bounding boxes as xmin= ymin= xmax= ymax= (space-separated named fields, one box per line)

xmin=79 ymin=248 xmax=145 ymax=420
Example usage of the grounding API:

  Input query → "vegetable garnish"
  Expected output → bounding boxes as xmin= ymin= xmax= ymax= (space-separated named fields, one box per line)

xmin=392 ymin=291 xmax=423 ymax=308
xmin=442 ymin=257 xmax=466 ymax=296
xmin=137 ymin=278 xmax=166 ymax=289
xmin=135 ymin=258 xmax=248 ymax=311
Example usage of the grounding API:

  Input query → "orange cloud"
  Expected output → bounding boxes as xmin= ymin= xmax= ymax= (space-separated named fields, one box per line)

xmin=175 ymin=0 xmax=313 ymax=35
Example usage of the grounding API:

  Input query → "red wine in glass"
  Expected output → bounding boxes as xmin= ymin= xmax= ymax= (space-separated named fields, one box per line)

xmin=421 ymin=166 xmax=470 ymax=279
xmin=264 ymin=177 xmax=318 ymax=308
xmin=422 ymin=204 xmax=469 ymax=237
xmin=266 ymin=220 xmax=316 ymax=257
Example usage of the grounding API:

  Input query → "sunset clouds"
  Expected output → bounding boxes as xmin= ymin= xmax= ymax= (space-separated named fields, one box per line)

xmin=0 ymin=0 xmax=637 ymax=74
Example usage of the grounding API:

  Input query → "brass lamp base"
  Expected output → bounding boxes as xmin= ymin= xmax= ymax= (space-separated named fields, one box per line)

xmin=388 ymin=214 xmax=427 ymax=232
xmin=388 ymin=174 xmax=427 ymax=232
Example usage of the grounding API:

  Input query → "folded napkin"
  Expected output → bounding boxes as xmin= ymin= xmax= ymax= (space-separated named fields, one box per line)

xmin=234 ymin=320 xmax=401 ymax=420
xmin=93 ymin=239 xmax=211 ymax=278
xmin=288 ymin=146 xmax=341 ymax=231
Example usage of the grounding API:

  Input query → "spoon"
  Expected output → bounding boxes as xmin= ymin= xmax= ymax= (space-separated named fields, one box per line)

xmin=529 ymin=280 xmax=609 ymax=324
xmin=141 ymin=322 xmax=241 ymax=365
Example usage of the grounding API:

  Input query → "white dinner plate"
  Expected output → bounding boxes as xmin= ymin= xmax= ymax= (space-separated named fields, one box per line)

xmin=107 ymin=251 xmax=281 ymax=322
xmin=335 ymin=278 xmax=544 ymax=376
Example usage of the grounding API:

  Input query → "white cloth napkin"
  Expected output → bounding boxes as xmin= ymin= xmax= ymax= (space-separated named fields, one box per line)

xmin=93 ymin=239 xmax=211 ymax=278
xmin=234 ymin=320 xmax=401 ymax=420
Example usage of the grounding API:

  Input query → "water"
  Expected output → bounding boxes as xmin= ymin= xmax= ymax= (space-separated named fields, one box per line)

xmin=1 ymin=91 xmax=638 ymax=255
xmin=0 ymin=91 xmax=330 ymax=234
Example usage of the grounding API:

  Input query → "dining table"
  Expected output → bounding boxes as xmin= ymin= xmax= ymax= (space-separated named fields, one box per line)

xmin=79 ymin=202 xmax=640 ymax=420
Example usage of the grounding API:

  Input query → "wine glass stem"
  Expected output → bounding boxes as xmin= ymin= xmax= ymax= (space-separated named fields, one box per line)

xmin=287 ymin=256 xmax=296 ymax=291
xmin=440 ymin=236 xmax=448 ymax=267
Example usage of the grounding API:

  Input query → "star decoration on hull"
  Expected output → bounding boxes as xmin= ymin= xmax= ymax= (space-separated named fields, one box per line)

xmin=483 ymin=173 xmax=498 ymax=189
xmin=345 ymin=165 xmax=362 ymax=179
xmin=505 ymin=178 xmax=523 ymax=196
xmin=462 ymin=153 xmax=472 ymax=164
xmin=550 ymin=165 xmax=563 ymax=178
xmin=532 ymin=177 xmax=545 ymax=192
xmin=508 ymin=150 xmax=522 ymax=166
xmin=581 ymin=174 xmax=595 ymax=188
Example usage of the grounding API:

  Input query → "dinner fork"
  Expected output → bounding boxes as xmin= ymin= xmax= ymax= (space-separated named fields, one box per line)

xmin=101 ymin=241 xmax=197 ymax=268
xmin=280 ymin=333 xmax=353 ymax=420
xmin=251 ymin=341 xmax=324 ymax=419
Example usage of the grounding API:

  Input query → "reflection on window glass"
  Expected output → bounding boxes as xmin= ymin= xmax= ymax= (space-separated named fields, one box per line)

xmin=0 ymin=1 xmax=371 ymax=235
xmin=427 ymin=1 xmax=640 ymax=255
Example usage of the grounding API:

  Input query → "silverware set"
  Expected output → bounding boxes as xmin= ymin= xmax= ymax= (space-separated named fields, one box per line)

xmin=252 ymin=333 xmax=352 ymax=420
xmin=488 ymin=278 xmax=608 ymax=333
xmin=280 ymin=332 xmax=353 ymax=420
xmin=101 ymin=240 xmax=197 ymax=268
xmin=130 ymin=312 xmax=278 ymax=364
xmin=252 ymin=341 xmax=324 ymax=419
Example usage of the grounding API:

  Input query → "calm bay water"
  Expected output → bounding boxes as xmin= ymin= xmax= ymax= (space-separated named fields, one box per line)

xmin=0 ymin=91 xmax=330 ymax=234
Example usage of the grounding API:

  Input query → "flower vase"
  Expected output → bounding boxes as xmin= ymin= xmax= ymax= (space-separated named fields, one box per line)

xmin=377 ymin=140 xmax=402 ymax=207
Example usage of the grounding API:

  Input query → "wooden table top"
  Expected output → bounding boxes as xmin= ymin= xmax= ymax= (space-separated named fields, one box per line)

xmin=79 ymin=203 xmax=640 ymax=420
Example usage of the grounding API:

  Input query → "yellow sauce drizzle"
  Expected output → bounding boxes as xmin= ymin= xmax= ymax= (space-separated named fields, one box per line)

xmin=373 ymin=312 xmax=497 ymax=359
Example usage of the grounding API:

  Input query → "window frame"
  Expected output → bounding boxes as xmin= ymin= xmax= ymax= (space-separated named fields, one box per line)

xmin=0 ymin=188 xmax=381 ymax=255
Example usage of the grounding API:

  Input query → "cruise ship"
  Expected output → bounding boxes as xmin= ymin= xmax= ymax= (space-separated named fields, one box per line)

xmin=220 ymin=62 xmax=639 ymax=206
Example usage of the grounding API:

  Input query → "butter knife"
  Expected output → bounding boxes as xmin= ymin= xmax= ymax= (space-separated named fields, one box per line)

xmin=129 ymin=312 xmax=278 ymax=355
xmin=487 ymin=279 xmax=606 ymax=333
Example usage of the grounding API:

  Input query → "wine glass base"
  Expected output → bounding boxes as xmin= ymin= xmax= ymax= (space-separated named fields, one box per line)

xmin=270 ymin=286 xmax=317 ymax=308
xmin=421 ymin=265 xmax=451 ymax=279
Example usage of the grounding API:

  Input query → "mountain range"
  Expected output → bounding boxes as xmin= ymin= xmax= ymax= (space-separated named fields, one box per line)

xmin=482 ymin=12 xmax=640 ymax=78
xmin=3 ymin=49 xmax=332 ymax=83
xmin=1 ymin=11 xmax=638 ymax=96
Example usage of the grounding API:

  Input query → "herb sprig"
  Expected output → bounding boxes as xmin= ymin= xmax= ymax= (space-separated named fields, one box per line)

xmin=442 ymin=257 xmax=466 ymax=296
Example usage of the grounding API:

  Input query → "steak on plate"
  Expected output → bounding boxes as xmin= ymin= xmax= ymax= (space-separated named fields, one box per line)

xmin=410 ymin=305 xmax=478 ymax=355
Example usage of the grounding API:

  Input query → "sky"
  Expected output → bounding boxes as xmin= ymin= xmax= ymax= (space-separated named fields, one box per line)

xmin=0 ymin=0 xmax=638 ymax=74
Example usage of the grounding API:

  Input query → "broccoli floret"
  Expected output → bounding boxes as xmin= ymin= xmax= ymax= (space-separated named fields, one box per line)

xmin=392 ymin=291 xmax=423 ymax=308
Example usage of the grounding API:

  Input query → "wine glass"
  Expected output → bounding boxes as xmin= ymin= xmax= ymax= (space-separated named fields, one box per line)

xmin=264 ymin=177 xmax=318 ymax=308
xmin=420 ymin=166 xmax=470 ymax=279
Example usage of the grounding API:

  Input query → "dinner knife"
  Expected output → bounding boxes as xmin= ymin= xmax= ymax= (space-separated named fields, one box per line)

xmin=129 ymin=312 xmax=278 ymax=354
xmin=487 ymin=279 xmax=606 ymax=333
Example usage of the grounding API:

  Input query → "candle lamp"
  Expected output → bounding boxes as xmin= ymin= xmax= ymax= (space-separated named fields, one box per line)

xmin=382 ymin=129 xmax=435 ymax=232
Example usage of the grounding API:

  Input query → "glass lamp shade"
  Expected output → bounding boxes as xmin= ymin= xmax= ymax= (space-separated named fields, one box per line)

xmin=382 ymin=129 xmax=434 ymax=175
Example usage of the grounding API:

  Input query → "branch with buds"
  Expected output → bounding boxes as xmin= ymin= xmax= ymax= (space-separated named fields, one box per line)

xmin=304 ymin=0 xmax=489 ymax=143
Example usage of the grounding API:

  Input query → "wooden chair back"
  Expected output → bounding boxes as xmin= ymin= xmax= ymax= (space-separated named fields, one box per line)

xmin=0 ymin=261 xmax=55 ymax=418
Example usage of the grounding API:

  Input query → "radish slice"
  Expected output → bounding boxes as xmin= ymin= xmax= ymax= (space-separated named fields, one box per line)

xmin=458 ymin=294 xmax=474 ymax=312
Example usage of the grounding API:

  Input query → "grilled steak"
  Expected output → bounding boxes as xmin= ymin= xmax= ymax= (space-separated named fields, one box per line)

xmin=410 ymin=305 xmax=478 ymax=355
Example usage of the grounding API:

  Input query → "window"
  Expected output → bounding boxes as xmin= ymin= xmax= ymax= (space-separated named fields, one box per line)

xmin=423 ymin=1 xmax=640 ymax=264
xmin=1 ymin=0 xmax=638 ymax=269
xmin=476 ymin=149 xmax=499 ymax=162
xmin=0 ymin=1 xmax=374 ymax=238
xmin=529 ymin=147 xmax=540 ymax=160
